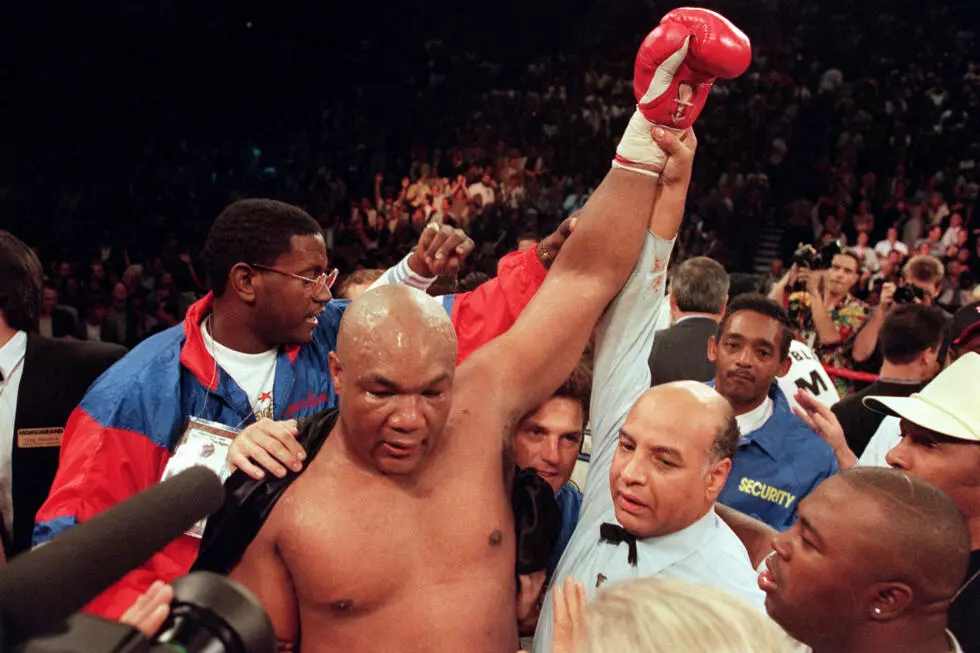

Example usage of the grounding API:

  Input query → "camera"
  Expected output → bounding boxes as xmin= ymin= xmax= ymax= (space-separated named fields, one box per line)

xmin=893 ymin=284 xmax=926 ymax=305
xmin=791 ymin=240 xmax=844 ymax=291
xmin=12 ymin=572 xmax=275 ymax=653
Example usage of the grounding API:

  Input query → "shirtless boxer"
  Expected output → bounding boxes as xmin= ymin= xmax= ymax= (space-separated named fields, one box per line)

xmin=223 ymin=11 xmax=751 ymax=652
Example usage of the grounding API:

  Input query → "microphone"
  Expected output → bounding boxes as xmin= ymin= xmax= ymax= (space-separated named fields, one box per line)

xmin=0 ymin=466 xmax=224 ymax=642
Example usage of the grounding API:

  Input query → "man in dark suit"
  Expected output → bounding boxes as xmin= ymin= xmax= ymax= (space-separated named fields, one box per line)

xmin=649 ymin=256 xmax=729 ymax=386
xmin=0 ymin=231 xmax=125 ymax=558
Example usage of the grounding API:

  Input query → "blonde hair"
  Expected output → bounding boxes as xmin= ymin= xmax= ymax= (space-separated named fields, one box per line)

xmin=902 ymin=255 xmax=944 ymax=285
xmin=579 ymin=577 xmax=786 ymax=653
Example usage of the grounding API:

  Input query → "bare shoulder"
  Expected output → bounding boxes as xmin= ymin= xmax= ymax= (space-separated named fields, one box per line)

xmin=229 ymin=490 xmax=299 ymax=645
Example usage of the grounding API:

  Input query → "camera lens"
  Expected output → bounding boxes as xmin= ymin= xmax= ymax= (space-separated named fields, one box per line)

xmin=154 ymin=573 xmax=276 ymax=653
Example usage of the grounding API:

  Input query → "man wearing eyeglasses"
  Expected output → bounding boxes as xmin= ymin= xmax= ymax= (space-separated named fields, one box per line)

xmin=33 ymin=198 xmax=572 ymax=620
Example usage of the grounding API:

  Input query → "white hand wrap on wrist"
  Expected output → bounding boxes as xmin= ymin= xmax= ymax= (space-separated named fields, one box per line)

xmin=610 ymin=160 xmax=661 ymax=178
xmin=615 ymin=109 xmax=675 ymax=172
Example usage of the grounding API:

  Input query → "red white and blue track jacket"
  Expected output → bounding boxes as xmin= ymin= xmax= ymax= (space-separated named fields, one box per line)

xmin=34 ymin=246 xmax=547 ymax=619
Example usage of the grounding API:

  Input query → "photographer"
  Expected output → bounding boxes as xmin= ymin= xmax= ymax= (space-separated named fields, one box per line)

xmin=769 ymin=246 xmax=869 ymax=397
xmin=851 ymin=255 xmax=945 ymax=365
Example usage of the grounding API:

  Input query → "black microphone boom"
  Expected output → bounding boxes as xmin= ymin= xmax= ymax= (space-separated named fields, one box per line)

xmin=0 ymin=466 xmax=224 ymax=642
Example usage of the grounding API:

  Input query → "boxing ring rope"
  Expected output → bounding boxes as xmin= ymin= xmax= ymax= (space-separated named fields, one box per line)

xmin=822 ymin=366 xmax=880 ymax=385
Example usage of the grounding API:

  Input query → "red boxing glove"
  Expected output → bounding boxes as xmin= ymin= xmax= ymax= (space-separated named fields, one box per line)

xmin=615 ymin=8 xmax=751 ymax=176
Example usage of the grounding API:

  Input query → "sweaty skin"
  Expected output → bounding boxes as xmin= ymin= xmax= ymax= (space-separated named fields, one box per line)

xmin=227 ymin=150 xmax=663 ymax=650
xmin=229 ymin=287 xmax=516 ymax=652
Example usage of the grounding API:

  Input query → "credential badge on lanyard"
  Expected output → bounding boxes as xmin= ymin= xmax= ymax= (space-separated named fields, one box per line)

xmin=161 ymin=416 xmax=241 ymax=538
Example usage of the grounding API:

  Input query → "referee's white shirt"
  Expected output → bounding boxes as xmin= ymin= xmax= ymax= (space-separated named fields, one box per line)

xmin=532 ymin=232 xmax=765 ymax=653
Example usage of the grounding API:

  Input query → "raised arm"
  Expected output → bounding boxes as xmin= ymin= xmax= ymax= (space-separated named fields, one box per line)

xmin=368 ymin=223 xmax=476 ymax=293
xmin=580 ymin=132 xmax=694 ymax=520
xmin=851 ymin=283 xmax=895 ymax=362
xmin=459 ymin=129 xmax=686 ymax=429
xmin=460 ymin=7 xmax=751 ymax=430
xmin=446 ymin=217 xmax=575 ymax=364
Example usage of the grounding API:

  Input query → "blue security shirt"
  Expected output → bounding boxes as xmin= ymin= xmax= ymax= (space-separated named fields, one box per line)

xmin=712 ymin=381 xmax=839 ymax=531
xmin=547 ymin=482 xmax=582 ymax=581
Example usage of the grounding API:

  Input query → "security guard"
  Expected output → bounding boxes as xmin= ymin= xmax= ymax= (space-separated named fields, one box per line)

xmin=707 ymin=295 xmax=838 ymax=530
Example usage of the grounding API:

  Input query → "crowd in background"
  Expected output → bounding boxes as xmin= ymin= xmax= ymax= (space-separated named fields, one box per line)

xmin=3 ymin=0 xmax=978 ymax=351
xmin=4 ymin=1 xmax=980 ymax=651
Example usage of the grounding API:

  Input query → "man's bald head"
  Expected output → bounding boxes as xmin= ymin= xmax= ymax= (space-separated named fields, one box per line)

xmin=631 ymin=382 xmax=740 ymax=465
xmin=841 ymin=468 xmax=970 ymax=599
xmin=336 ymin=285 xmax=458 ymax=366
xmin=610 ymin=382 xmax=738 ymax=538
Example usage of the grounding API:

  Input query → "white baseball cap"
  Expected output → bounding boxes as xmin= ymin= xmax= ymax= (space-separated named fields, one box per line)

xmin=863 ymin=352 xmax=980 ymax=442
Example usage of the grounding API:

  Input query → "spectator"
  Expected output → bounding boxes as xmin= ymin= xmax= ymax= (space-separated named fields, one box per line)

xmin=902 ymin=255 xmax=946 ymax=305
xmin=467 ymin=173 xmax=496 ymax=207
xmin=832 ymin=304 xmax=947 ymax=456
xmin=851 ymin=201 xmax=874 ymax=236
xmin=649 ymin=256 xmax=729 ymax=387
xmin=81 ymin=298 xmax=109 ymax=342
xmin=101 ymin=281 xmax=137 ymax=347
xmin=942 ymin=213 xmax=966 ymax=252
xmin=866 ymin=256 xmax=900 ymax=302
xmin=916 ymin=224 xmax=945 ymax=258
xmin=927 ymin=192 xmax=950 ymax=226
xmin=938 ymin=260 xmax=971 ymax=310
xmin=874 ymin=226 xmax=909 ymax=260
xmin=851 ymin=231 xmax=879 ymax=275
xmin=902 ymin=206 xmax=925 ymax=252
xmin=36 ymin=286 xmax=77 ymax=339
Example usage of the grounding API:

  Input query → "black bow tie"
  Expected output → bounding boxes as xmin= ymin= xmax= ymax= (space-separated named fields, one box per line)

xmin=600 ymin=522 xmax=638 ymax=567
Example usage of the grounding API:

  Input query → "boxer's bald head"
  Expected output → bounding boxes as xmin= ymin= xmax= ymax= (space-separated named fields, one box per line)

xmin=330 ymin=285 xmax=458 ymax=476
xmin=609 ymin=382 xmax=738 ymax=538
xmin=764 ymin=468 xmax=969 ymax=649
xmin=336 ymin=285 xmax=457 ymax=362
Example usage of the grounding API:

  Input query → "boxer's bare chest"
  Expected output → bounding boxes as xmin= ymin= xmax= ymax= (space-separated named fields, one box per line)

xmin=276 ymin=436 xmax=514 ymax=620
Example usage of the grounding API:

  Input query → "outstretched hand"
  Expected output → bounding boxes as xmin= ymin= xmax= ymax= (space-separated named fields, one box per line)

xmin=793 ymin=390 xmax=857 ymax=469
